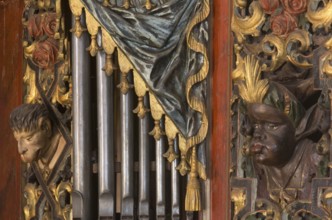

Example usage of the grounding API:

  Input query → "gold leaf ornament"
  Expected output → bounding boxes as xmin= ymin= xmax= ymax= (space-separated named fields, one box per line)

xmin=306 ymin=0 xmax=332 ymax=31
xmin=285 ymin=29 xmax=313 ymax=68
xmin=237 ymin=55 xmax=269 ymax=104
xmin=260 ymin=34 xmax=286 ymax=71
xmin=231 ymin=1 xmax=266 ymax=44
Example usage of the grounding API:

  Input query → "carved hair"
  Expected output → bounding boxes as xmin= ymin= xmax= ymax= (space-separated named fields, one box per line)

xmin=10 ymin=104 xmax=51 ymax=132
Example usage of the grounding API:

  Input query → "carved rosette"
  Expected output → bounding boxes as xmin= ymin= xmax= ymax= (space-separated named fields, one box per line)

xmin=231 ymin=0 xmax=332 ymax=218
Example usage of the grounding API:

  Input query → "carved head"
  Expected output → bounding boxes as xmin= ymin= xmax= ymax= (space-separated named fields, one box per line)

xmin=10 ymin=104 xmax=53 ymax=163
xmin=248 ymin=103 xmax=296 ymax=167
xmin=238 ymin=55 xmax=305 ymax=167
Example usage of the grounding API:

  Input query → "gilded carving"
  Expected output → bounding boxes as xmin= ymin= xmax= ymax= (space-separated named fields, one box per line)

xmin=231 ymin=1 xmax=266 ymax=44
xmin=69 ymin=0 xmax=210 ymax=212
xmin=19 ymin=1 xmax=73 ymax=219
xmin=306 ymin=0 xmax=332 ymax=31
xmin=232 ymin=0 xmax=332 ymax=216
xmin=10 ymin=104 xmax=66 ymax=179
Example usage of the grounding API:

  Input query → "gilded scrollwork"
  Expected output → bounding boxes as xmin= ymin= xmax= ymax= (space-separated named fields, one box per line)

xmin=18 ymin=0 xmax=73 ymax=219
xmin=260 ymin=34 xmax=286 ymax=72
xmin=232 ymin=1 xmax=266 ymax=44
xmin=306 ymin=0 xmax=332 ymax=31
xmin=285 ymin=29 xmax=312 ymax=68
xmin=232 ymin=0 xmax=332 ymax=215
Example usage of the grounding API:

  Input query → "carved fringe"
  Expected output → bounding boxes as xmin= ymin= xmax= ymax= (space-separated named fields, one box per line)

xmin=185 ymin=146 xmax=201 ymax=211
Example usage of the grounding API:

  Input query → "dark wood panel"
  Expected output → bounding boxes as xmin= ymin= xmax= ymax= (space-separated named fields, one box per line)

xmin=211 ymin=0 xmax=232 ymax=218
xmin=0 ymin=1 xmax=24 ymax=219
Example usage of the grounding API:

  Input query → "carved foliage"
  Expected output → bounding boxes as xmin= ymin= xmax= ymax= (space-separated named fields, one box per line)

xmin=21 ymin=0 xmax=72 ymax=219
xmin=231 ymin=0 xmax=332 ymax=218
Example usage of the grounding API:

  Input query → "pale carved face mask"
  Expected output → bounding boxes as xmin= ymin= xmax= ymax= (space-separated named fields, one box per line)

xmin=13 ymin=118 xmax=51 ymax=163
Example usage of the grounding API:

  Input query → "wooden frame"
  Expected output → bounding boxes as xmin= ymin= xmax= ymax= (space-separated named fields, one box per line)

xmin=0 ymin=1 xmax=24 ymax=219
xmin=211 ymin=0 xmax=232 ymax=218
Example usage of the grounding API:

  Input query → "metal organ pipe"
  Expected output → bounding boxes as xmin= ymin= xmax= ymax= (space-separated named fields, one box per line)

xmin=97 ymin=33 xmax=115 ymax=219
xmin=138 ymin=96 xmax=150 ymax=219
xmin=71 ymin=13 xmax=93 ymax=220
xmin=156 ymin=121 xmax=166 ymax=219
xmin=120 ymin=74 xmax=134 ymax=219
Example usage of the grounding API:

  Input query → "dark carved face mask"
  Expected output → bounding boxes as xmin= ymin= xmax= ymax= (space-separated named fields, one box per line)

xmin=248 ymin=103 xmax=296 ymax=168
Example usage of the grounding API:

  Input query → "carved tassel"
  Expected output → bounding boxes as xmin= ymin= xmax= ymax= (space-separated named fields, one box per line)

xmin=163 ymin=138 xmax=179 ymax=163
xmin=133 ymin=96 xmax=149 ymax=118
xmin=70 ymin=16 xmax=85 ymax=38
xmin=149 ymin=120 xmax=164 ymax=140
xmin=103 ymin=53 xmax=114 ymax=76
xmin=117 ymin=71 xmax=133 ymax=94
xmin=176 ymin=154 xmax=190 ymax=176
xmin=86 ymin=34 xmax=100 ymax=57
xmin=185 ymin=146 xmax=201 ymax=211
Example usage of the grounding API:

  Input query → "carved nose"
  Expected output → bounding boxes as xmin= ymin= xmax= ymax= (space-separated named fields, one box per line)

xmin=253 ymin=127 xmax=265 ymax=140
xmin=18 ymin=142 xmax=27 ymax=155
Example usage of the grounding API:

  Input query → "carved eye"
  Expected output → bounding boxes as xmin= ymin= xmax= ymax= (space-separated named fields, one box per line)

xmin=253 ymin=124 xmax=260 ymax=129
xmin=26 ymin=135 xmax=33 ymax=141
xmin=266 ymin=123 xmax=278 ymax=130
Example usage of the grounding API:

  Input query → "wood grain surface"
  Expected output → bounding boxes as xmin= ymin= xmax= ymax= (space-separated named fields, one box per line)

xmin=211 ymin=0 xmax=232 ymax=218
xmin=0 ymin=1 xmax=24 ymax=219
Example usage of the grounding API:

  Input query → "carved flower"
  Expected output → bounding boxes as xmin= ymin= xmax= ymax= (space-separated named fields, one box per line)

xmin=271 ymin=11 xmax=297 ymax=38
xmin=27 ymin=14 xmax=43 ymax=39
xmin=41 ymin=13 xmax=57 ymax=37
xmin=259 ymin=0 xmax=280 ymax=14
xmin=32 ymin=38 xmax=59 ymax=69
xmin=281 ymin=0 xmax=307 ymax=15
xmin=27 ymin=13 xmax=57 ymax=39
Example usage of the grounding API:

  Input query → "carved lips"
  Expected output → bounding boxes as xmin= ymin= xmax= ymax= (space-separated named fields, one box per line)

xmin=32 ymin=38 xmax=59 ymax=69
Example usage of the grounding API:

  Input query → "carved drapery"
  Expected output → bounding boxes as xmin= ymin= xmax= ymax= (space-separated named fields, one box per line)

xmin=21 ymin=0 xmax=72 ymax=219
xmin=69 ymin=0 xmax=210 ymax=212
xmin=231 ymin=0 xmax=332 ymax=218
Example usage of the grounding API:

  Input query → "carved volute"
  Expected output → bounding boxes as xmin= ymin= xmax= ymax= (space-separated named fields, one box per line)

xmin=231 ymin=0 xmax=332 ymax=218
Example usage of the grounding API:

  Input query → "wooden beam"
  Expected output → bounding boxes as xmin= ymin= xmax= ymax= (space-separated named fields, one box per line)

xmin=0 ymin=1 xmax=24 ymax=219
xmin=211 ymin=0 xmax=232 ymax=218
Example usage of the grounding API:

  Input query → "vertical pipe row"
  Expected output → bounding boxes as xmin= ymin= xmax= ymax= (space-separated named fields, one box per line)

xmin=171 ymin=137 xmax=180 ymax=220
xmin=97 ymin=32 xmax=115 ymax=219
xmin=71 ymin=13 xmax=92 ymax=220
xmin=138 ymin=96 xmax=150 ymax=220
xmin=156 ymin=121 xmax=166 ymax=219
xmin=120 ymin=74 xmax=134 ymax=219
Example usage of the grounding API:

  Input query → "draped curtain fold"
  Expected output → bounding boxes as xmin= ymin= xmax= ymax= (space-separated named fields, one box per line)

xmin=80 ymin=0 xmax=203 ymax=137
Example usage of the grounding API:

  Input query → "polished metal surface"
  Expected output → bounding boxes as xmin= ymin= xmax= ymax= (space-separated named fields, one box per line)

xmin=97 ymin=33 xmax=115 ymax=219
xmin=156 ymin=121 xmax=166 ymax=219
xmin=171 ymin=137 xmax=180 ymax=220
xmin=138 ymin=96 xmax=150 ymax=219
xmin=71 ymin=13 xmax=92 ymax=220
xmin=120 ymin=75 xmax=134 ymax=219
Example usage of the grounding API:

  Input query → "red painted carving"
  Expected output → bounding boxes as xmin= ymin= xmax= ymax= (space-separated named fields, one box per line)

xmin=271 ymin=11 xmax=297 ymax=38
xmin=259 ymin=0 xmax=280 ymax=14
xmin=27 ymin=13 xmax=57 ymax=39
xmin=281 ymin=0 xmax=308 ymax=15
xmin=32 ymin=38 xmax=59 ymax=69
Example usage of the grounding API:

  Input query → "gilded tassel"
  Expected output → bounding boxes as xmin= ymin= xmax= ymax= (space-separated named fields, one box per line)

xmin=185 ymin=146 xmax=201 ymax=211
xmin=103 ymin=53 xmax=114 ymax=76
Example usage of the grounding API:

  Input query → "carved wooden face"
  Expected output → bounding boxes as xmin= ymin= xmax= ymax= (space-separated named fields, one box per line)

xmin=13 ymin=118 xmax=52 ymax=163
xmin=248 ymin=103 xmax=296 ymax=168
